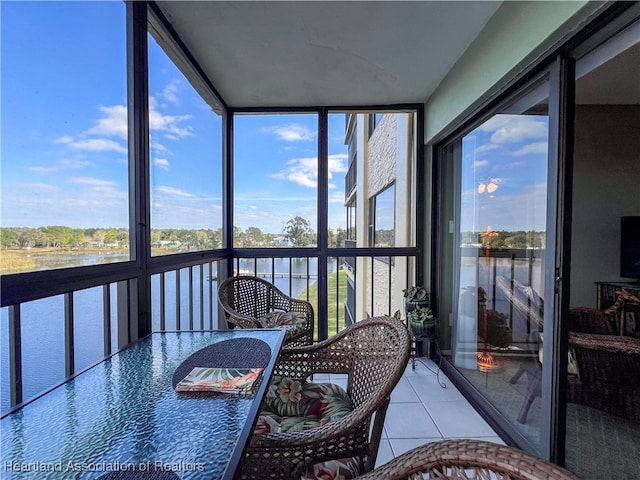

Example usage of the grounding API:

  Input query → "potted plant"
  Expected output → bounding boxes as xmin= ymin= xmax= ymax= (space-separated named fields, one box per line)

xmin=407 ymin=304 xmax=437 ymax=336
xmin=403 ymin=286 xmax=430 ymax=316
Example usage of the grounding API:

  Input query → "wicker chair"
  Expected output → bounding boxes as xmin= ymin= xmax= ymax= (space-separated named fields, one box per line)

xmin=354 ymin=439 xmax=580 ymax=480
xmin=218 ymin=275 xmax=314 ymax=346
xmin=567 ymin=331 xmax=640 ymax=422
xmin=235 ymin=316 xmax=411 ymax=480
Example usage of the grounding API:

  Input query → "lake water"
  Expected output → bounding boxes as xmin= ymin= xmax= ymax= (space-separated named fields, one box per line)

xmin=0 ymin=256 xmax=326 ymax=415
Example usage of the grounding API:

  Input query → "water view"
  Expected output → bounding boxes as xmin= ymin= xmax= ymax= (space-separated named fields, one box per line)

xmin=1 ymin=256 xmax=325 ymax=415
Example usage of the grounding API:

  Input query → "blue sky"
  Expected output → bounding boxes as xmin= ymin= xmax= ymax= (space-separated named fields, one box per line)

xmin=1 ymin=1 xmax=549 ymax=236
xmin=461 ymin=113 xmax=550 ymax=233
xmin=1 ymin=1 xmax=349 ymax=235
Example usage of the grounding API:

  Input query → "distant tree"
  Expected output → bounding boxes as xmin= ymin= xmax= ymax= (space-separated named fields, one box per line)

xmin=0 ymin=229 xmax=18 ymax=249
xmin=93 ymin=230 xmax=106 ymax=246
xmin=40 ymin=226 xmax=78 ymax=248
xmin=333 ymin=228 xmax=347 ymax=248
xmin=245 ymin=227 xmax=265 ymax=246
xmin=233 ymin=226 xmax=247 ymax=248
xmin=283 ymin=216 xmax=314 ymax=247
xmin=104 ymin=228 xmax=119 ymax=245
xmin=116 ymin=229 xmax=129 ymax=246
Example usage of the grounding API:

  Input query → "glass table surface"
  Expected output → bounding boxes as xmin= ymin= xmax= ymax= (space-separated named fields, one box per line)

xmin=1 ymin=329 xmax=285 ymax=479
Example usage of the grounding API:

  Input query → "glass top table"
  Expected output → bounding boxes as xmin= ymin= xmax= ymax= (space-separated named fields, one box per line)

xmin=1 ymin=329 xmax=286 ymax=479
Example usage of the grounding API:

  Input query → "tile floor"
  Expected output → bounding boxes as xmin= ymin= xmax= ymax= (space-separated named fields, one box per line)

xmin=313 ymin=357 xmax=505 ymax=468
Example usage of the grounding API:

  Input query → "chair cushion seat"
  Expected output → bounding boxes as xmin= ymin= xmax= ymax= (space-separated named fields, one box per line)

xmin=253 ymin=377 xmax=362 ymax=480
xmin=259 ymin=311 xmax=308 ymax=339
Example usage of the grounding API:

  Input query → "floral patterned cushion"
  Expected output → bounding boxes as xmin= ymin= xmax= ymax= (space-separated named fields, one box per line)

xmin=302 ymin=457 xmax=362 ymax=480
xmin=253 ymin=377 xmax=362 ymax=480
xmin=259 ymin=311 xmax=308 ymax=339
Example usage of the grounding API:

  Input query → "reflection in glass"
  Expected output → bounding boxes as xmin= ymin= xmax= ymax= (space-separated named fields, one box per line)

xmin=445 ymin=77 xmax=550 ymax=449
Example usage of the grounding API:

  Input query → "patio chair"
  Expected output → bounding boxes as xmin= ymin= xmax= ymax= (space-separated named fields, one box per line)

xmin=235 ymin=315 xmax=411 ymax=480
xmin=218 ymin=275 xmax=314 ymax=346
xmin=353 ymin=439 xmax=579 ymax=479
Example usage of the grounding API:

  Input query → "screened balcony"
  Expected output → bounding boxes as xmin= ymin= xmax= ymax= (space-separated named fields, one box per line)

xmin=2 ymin=0 xmax=462 ymax=416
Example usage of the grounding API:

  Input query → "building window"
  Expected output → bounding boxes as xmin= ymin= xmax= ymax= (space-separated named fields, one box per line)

xmin=369 ymin=184 xmax=395 ymax=248
xmin=368 ymin=113 xmax=383 ymax=138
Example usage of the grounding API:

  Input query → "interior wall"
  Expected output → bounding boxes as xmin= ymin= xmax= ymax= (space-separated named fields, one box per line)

xmin=424 ymin=0 xmax=598 ymax=143
xmin=570 ymin=105 xmax=640 ymax=307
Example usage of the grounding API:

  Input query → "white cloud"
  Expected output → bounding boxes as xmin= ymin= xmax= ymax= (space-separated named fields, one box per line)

xmin=68 ymin=177 xmax=125 ymax=198
xmin=59 ymin=159 xmax=92 ymax=168
xmin=472 ymin=159 xmax=489 ymax=168
xmin=29 ymin=166 xmax=59 ymax=173
xmin=54 ymin=136 xmax=74 ymax=144
xmin=154 ymin=158 xmax=170 ymax=170
xmin=263 ymin=124 xmax=315 ymax=142
xmin=512 ymin=142 xmax=548 ymax=157
xmin=149 ymin=97 xmax=193 ymax=138
xmin=479 ymin=115 xmax=548 ymax=144
xmin=162 ymin=79 xmax=181 ymax=104
xmin=154 ymin=186 xmax=195 ymax=197
xmin=475 ymin=143 xmax=500 ymax=154
xmin=151 ymin=140 xmax=171 ymax=155
xmin=1 ymin=180 xmax=128 ymax=228
xmin=269 ymin=156 xmax=317 ymax=187
xmin=86 ymin=105 xmax=128 ymax=139
xmin=268 ymin=153 xmax=348 ymax=189
xmin=68 ymin=138 xmax=127 ymax=154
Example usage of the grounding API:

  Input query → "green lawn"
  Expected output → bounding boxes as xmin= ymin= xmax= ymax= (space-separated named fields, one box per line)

xmin=302 ymin=269 xmax=348 ymax=340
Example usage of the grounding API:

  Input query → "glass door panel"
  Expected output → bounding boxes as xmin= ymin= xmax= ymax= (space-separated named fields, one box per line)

xmin=447 ymin=76 xmax=551 ymax=449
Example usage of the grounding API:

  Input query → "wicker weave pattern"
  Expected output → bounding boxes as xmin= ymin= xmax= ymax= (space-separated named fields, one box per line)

xmin=235 ymin=316 xmax=410 ymax=480
xmin=353 ymin=439 xmax=580 ymax=479
xmin=568 ymin=332 xmax=640 ymax=421
xmin=218 ymin=275 xmax=314 ymax=346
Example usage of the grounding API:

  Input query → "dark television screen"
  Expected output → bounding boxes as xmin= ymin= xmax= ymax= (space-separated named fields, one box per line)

xmin=621 ymin=216 xmax=640 ymax=280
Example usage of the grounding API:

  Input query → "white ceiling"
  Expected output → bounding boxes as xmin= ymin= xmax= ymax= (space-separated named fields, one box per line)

xmin=155 ymin=1 xmax=502 ymax=108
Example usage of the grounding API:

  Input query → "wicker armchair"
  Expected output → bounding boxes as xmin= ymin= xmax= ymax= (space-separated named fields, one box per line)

xmin=218 ymin=275 xmax=314 ymax=346
xmin=567 ymin=331 xmax=640 ymax=422
xmin=354 ymin=439 xmax=579 ymax=480
xmin=235 ymin=316 xmax=411 ymax=480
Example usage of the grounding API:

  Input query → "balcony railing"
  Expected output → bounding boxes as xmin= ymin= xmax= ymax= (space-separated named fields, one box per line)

xmin=1 ymin=249 xmax=420 ymax=416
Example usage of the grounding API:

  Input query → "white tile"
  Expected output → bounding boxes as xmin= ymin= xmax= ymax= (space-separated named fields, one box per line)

xmin=425 ymin=400 xmax=498 ymax=438
xmin=389 ymin=437 xmax=442 ymax=457
xmin=404 ymin=358 xmax=440 ymax=377
xmin=374 ymin=439 xmax=394 ymax=468
xmin=390 ymin=377 xmax=420 ymax=403
xmin=408 ymin=374 xmax=466 ymax=402
xmin=384 ymin=403 xmax=441 ymax=438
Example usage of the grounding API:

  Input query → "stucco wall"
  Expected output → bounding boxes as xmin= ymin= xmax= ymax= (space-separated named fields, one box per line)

xmin=368 ymin=114 xmax=398 ymax=195
xmin=425 ymin=1 xmax=600 ymax=143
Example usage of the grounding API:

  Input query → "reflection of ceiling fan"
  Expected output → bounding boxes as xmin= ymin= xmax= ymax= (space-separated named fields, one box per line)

xmin=477 ymin=178 xmax=499 ymax=195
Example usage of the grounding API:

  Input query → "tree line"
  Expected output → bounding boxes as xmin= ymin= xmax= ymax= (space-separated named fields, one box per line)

xmin=0 ymin=217 xmax=350 ymax=251
xmin=1 ymin=223 xmax=544 ymax=251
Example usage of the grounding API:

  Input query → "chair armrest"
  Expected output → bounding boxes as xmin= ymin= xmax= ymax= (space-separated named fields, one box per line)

xmin=223 ymin=312 xmax=262 ymax=329
xmin=569 ymin=332 xmax=640 ymax=385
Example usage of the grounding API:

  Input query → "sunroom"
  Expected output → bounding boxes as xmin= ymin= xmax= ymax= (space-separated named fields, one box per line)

xmin=2 ymin=2 xmax=639 ymax=479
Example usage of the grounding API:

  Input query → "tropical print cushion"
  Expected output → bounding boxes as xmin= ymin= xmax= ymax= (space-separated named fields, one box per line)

xmin=253 ymin=377 xmax=361 ymax=480
xmin=259 ymin=311 xmax=308 ymax=339
xmin=302 ymin=457 xmax=362 ymax=480
xmin=260 ymin=377 xmax=352 ymax=426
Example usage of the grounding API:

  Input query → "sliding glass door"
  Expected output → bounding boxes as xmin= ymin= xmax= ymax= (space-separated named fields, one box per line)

xmin=440 ymin=73 xmax=557 ymax=452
